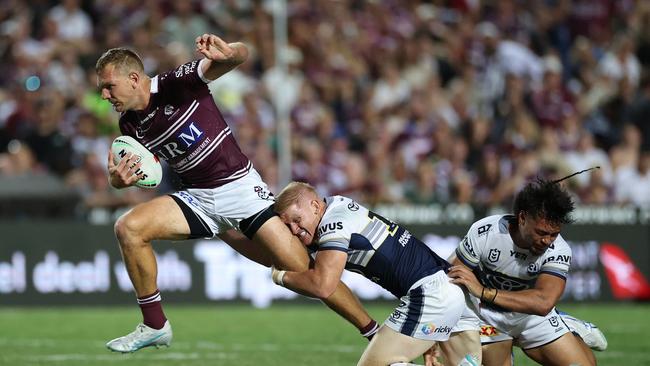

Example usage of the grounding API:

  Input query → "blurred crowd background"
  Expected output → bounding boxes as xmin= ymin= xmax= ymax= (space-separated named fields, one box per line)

xmin=1 ymin=0 xmax=649 ymax=220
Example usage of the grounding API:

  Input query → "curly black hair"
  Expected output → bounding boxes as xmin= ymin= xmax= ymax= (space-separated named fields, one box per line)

xmin=513 ymin=178 xmax=575 ymax=225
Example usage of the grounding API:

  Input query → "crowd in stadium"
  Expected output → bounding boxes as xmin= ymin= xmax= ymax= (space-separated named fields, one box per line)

xmin=0 ymin=0 xmax=649 ymax=216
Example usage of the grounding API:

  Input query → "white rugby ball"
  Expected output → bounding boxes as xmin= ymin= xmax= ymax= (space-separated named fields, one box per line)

xmin=111 ymin=135 xmax=163 ymax=188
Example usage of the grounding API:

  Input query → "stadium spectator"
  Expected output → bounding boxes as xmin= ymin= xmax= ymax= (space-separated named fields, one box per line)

xmin=46 ymin=0 xmax=93 ymax=54
xmin=614 ymin=151 xmax=650 ymax=206
xmin=531 ymin=55 xmax=576 ymax=130
xmin=564 ymin=131 xmax=613 ymax=188
xmin=0 ymin=0 xmax=649 ymax=216
xmin=161 ymin=1 xmax=210 ymax=53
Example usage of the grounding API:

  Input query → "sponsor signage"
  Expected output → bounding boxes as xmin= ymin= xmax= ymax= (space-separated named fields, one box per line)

xmin=0 ymin=220 xmax=648 ymax=306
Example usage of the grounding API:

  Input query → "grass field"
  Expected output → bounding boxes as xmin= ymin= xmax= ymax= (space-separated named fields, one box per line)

xmin=0 ymin=303 xmax=648 ymax=365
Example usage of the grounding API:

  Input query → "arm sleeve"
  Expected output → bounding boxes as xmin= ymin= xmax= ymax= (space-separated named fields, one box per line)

xmin=540 ymin=239 xmax=572 ymax=279
xmin=317 ymin=211 xmax=352 ymax=254
xmin=455 ymin=227 xmax=482 ymax=269
xmin=157 ymin=60 xmax=211 ymax=102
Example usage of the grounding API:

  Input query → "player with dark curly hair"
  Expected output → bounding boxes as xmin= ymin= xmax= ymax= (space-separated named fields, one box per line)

xmin=446 ymin=170 xmax=606 ymax=366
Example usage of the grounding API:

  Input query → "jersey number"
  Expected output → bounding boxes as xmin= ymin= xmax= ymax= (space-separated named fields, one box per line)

xmin=368 ymin=211 xmax=398 ymax=236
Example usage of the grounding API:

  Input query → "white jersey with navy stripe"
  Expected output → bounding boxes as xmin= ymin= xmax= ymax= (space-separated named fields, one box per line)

xmin=314 ymin=196 xmax=450 ymax=298
xmin=456 ymin=214 xmax=571 ymax=298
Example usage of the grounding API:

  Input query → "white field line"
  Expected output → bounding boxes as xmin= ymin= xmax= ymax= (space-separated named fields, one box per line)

xmin=0 ymin=337 xmax=358 ymax=353
xmin=0 ymin=337 xmax=360 ymax=363
xmin=11 ymin=352 xmax=233 ymax=362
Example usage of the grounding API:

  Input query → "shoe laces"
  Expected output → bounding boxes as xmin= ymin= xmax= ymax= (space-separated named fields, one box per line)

xmin=120 ymin=324 xmax=148 ymax=344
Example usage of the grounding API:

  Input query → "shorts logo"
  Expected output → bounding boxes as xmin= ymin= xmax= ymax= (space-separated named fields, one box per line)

xmin=421 ymin=323 xmax=436 ymax=335
xmin=347 ymin=201 xmax=359 ymax=211
xmin=549 ymin=316 xmax=559 ymax=327
xmin=178 ymin=192 xmax=199 ymax=208
xmin=389 ymin=310 xmax=402 ymax=323
xmin=421 ymin=324 xmax=451 ymax=335
xmin=488 ymin=249 xmax=501 ymax=263
xmin=254 ymin=186 xmax=274 ymax=201
xmin=480 ymin=325 xmax=499 ymax=336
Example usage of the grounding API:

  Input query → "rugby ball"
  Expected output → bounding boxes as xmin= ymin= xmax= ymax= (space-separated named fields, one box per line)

xmin=111 ymin=135 xmax=163 ymax=188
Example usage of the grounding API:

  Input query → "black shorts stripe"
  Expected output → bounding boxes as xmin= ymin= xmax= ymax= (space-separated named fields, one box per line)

xmin=239 ymin=204 xmax=276 ymax=240
xmin=401 ymin=286 xmax=425 ymax=336
xmin=169 ymin=194 xmax=213 ymax=239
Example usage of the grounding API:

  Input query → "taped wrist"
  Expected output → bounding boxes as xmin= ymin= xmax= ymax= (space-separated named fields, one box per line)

xmin=360 ymin=319 xmax=379 ymax=341
xmin=271 ymin=268 xmax=286 ymax=287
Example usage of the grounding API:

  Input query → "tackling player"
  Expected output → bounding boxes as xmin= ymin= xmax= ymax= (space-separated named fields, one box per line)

xmin=95 ymin=34 xmax=375 ymax=352
xmin=448 ymin=175 xmax=605 ymax=366
xmin=271 ymin=182 xmax=481 ymax=366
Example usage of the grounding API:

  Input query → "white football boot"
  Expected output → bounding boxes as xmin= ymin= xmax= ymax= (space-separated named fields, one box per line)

xmin=106 ymin=320 xmax=172 ymax=353
xmin=558 ymin=311 xmax=608 ymax=351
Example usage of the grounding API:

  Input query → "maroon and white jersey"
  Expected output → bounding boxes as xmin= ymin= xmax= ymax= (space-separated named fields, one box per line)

xmin=119 ymin=59 xmax=251 ymax=188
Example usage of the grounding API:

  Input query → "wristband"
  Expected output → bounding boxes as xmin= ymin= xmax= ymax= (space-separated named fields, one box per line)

xmin=481 ymin=287 xmax=498 ymax=303
xmin=271 ymin=267 xmax=286 ymax=287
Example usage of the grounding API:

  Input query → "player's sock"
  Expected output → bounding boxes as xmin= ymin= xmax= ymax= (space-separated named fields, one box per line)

xmin=137 ymin=290 xmax=167 ymax=330
xmin=360 ymin=319 xmax=379 ymax=340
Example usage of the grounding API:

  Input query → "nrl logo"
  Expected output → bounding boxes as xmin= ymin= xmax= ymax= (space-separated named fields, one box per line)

xmin=488 ymin=248 xmax=501 ymax=263
xmin=164 ymin=105 xmax=174 ymax=116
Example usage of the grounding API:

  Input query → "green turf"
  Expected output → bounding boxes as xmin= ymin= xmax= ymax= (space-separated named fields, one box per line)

xmin=0 ymin=303 xmax=648 ymax=365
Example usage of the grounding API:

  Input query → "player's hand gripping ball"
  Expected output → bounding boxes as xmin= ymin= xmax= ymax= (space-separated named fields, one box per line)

xmin=111 ymin=135 xmax=163 ymax=188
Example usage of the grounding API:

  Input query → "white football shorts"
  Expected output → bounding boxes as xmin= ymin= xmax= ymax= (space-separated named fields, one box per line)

xmin=450 ymin=292 xmax=481 ymax=333
xmin=384 ymin=271 xmax=466 ymax=341
xmin=171 ymin=167 xmax=275 ymax=237
xmin=478 ymin=306 xmax=571 ymax=349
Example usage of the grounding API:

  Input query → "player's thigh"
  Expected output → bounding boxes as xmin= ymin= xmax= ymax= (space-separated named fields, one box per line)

xmin=575 ymin=334 xmax=598 ymax=365
xmin=523 ymin=332 xmax=595 ymax=366
xmin=219 ymin=229 xmax=273 ymax=267
xmin=358 ymin=326 xmax=434 ymax=366
xmin=439 ymin=330 xmax=481 ymax=366
xmin=252 ymin=215 xmax=310 ymax=271
xmin=482 ymin=340 xmax=514 ymax=366
xmin=116 ymin=195 xmax=191 ymax=242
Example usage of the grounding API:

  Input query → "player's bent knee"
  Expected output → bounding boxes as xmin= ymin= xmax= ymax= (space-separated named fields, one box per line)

xmin=114 ymin=212 xmax=150 ymax=245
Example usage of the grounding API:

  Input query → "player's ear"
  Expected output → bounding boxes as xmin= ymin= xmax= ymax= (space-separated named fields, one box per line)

xmin=518 ymin=211 xmax=526 ymax=226
xmin=128 ymin=71 xmax=139 ymax=87
xmin=310 ymin=199 xmax=320 ymax=215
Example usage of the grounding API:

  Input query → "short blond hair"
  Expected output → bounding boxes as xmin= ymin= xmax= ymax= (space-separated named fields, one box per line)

xmin=275 ymin=181 xmax=318 ymax=213
xmin=95 ymin=47 xmax=144 ymax=75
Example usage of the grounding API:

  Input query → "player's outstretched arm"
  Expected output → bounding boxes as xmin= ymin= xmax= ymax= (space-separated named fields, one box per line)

xmin=274 ymin=250 xmax=346 ymax=299
xmin=273 ymin=251 xmax=377 ymax=338
xmin=195 ymin=34 xmax=248 ymax=81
